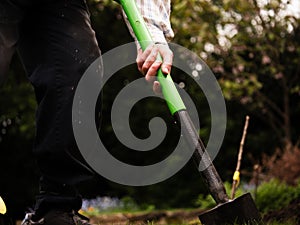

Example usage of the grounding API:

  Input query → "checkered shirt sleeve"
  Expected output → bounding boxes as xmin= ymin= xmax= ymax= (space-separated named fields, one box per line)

xmin=123 ymin=0 xmax=174 ymax=45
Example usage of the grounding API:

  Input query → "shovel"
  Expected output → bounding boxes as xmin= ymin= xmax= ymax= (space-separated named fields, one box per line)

xmin=119 ymin=0 xmax=262 ymax=224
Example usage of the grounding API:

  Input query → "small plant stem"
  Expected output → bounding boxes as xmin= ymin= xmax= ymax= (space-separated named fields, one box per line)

xmin=231 ymin=115 xmax=250 ymax=199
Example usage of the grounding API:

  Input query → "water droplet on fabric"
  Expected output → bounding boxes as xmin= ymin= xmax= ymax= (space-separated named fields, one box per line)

xmin=178 ymin=82 xmax=185 ymax=89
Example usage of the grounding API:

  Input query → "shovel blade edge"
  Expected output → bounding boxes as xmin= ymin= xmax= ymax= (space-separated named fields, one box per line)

xmin=199 ymin=193 xmax=262 ymax=225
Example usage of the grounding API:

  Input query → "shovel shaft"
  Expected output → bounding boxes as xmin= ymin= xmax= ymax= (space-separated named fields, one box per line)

xmin=120 ymin=0 xmax=229 ymax=204
xmin=174 ymin=111 xmax=229 ymax=203
xmin=120 ymin=0 xmax=186 ymax=115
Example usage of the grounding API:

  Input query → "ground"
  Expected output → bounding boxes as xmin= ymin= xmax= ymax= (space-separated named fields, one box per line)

xmin=15 ymin=198 xmax=300 ymax=225
xmin=263 ymin=198 xmax=300 ymax=224
xmin=89 ymin=198 xmax=300 ymax=224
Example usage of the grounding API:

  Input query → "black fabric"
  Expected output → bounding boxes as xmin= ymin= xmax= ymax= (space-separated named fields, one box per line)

xmin=21 ymin=209 xmax=92 ymax=225
xmin=0 ymin=0 xmax=102 ymax=214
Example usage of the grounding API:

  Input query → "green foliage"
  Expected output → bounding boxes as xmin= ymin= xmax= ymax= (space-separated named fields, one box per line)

xmin=172 ymin=0 xmax=300 ymax=150
xmin=194 ymin=192 xmax=215 ymax=210
xmin=120 ymin=196 xmax=140 ymax=211
xmin=0 ymin=71 xmax=36 ymax=141
xmin=255 ymin=179 xmax=300 ymax=213
xmin=0 ymin=57 xmax=39 ymax=218
xmin=266 ymin=220 xmax=298 ymax=225
xmin=1 ymin=0 xmax=300 ymax=219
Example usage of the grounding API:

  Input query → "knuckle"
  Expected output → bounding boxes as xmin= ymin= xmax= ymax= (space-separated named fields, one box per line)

xmin=142 ymin=64 xmax=149 ymax=74
xmin=136 ymin=56 xmax=142 ymax=65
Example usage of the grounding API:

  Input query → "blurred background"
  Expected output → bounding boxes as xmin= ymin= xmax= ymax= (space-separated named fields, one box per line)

xmin=0 ymin=0 xmax=299 ymax=224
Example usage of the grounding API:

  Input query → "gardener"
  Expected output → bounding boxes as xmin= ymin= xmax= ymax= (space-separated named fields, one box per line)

xmin=0 ymin=0 xmax=173 ymax=224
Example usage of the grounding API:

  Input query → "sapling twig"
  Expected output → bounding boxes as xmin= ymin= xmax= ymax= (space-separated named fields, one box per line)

xmin=231 ymin=115 xmax=250 ymax=199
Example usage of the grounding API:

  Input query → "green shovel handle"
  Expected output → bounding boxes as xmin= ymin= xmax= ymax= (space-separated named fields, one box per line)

xmin=120 ymin=0 xmax=186 ymax=115
xmin=119 ymin=0 xmax=232 ymax=205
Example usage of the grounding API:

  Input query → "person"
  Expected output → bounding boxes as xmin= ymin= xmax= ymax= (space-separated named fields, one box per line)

xmin=0 ymin=0 xmax=173 ymax=224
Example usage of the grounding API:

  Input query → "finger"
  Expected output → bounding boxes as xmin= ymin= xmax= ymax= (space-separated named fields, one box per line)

xmin=136 ymin=48 xmax=144 ymax=72
xmin=162 ymin=62 xmax=172 ymax=75
xmin=142 ymin=47 xmax=159 ymax=75
xmin=145 ymin=61 xmax=162 ymax=82
xmin=160 ymin=48 xmax=173 ymax=75
xmin=136 ymin=45 xmax=154 ymax=73
xmin=153 ymin=81 xmax=162 ymax=95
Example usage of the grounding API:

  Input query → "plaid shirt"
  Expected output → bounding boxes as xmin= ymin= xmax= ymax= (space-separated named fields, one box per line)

xmin=124 ymin=0 xmax=174 ymax=45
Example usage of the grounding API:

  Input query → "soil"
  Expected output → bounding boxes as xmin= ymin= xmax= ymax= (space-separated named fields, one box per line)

xmin=14 ymin=199 xmax=300 ymax=225
xmin=90 ymin=199 xmax=300 ymax=225
xmin=90 ymin=208 xmax=204 ymax=225
xmin=263 ymin=198 xmax=300 ymax=223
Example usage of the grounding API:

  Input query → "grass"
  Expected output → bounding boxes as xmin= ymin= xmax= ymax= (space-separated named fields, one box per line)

xmin=84 ymin=208 xmax=298 ymax=225
xmin=143 ymin=220 xmax=298 ymax=225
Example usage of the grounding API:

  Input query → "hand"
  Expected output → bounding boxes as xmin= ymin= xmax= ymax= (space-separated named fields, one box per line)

xmin=136 ymin=43 xmax=173 ymax=94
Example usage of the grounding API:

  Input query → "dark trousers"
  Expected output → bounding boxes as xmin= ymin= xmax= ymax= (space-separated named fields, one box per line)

xmin=0 ymin=0 xmax=101 ymax=215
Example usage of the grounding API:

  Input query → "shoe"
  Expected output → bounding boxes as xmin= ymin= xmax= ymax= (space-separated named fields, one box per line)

xmin=21 ymin=210 xmax=93 ymax=225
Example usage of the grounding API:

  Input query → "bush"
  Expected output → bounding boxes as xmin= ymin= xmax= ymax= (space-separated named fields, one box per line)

xmin=255 ymin=179 xmax=300 ymax=213
xmin=195 ymin=179 xmax=300 ymax=215
xmin=262 ymin=147 xmax=300 ymax=185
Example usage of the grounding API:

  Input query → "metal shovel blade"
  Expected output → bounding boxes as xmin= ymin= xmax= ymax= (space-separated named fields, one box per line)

xmin=198 ymin=193 xmax=262 ymax=225
xmin=119 ymin=2 xmax=262 ymax=224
